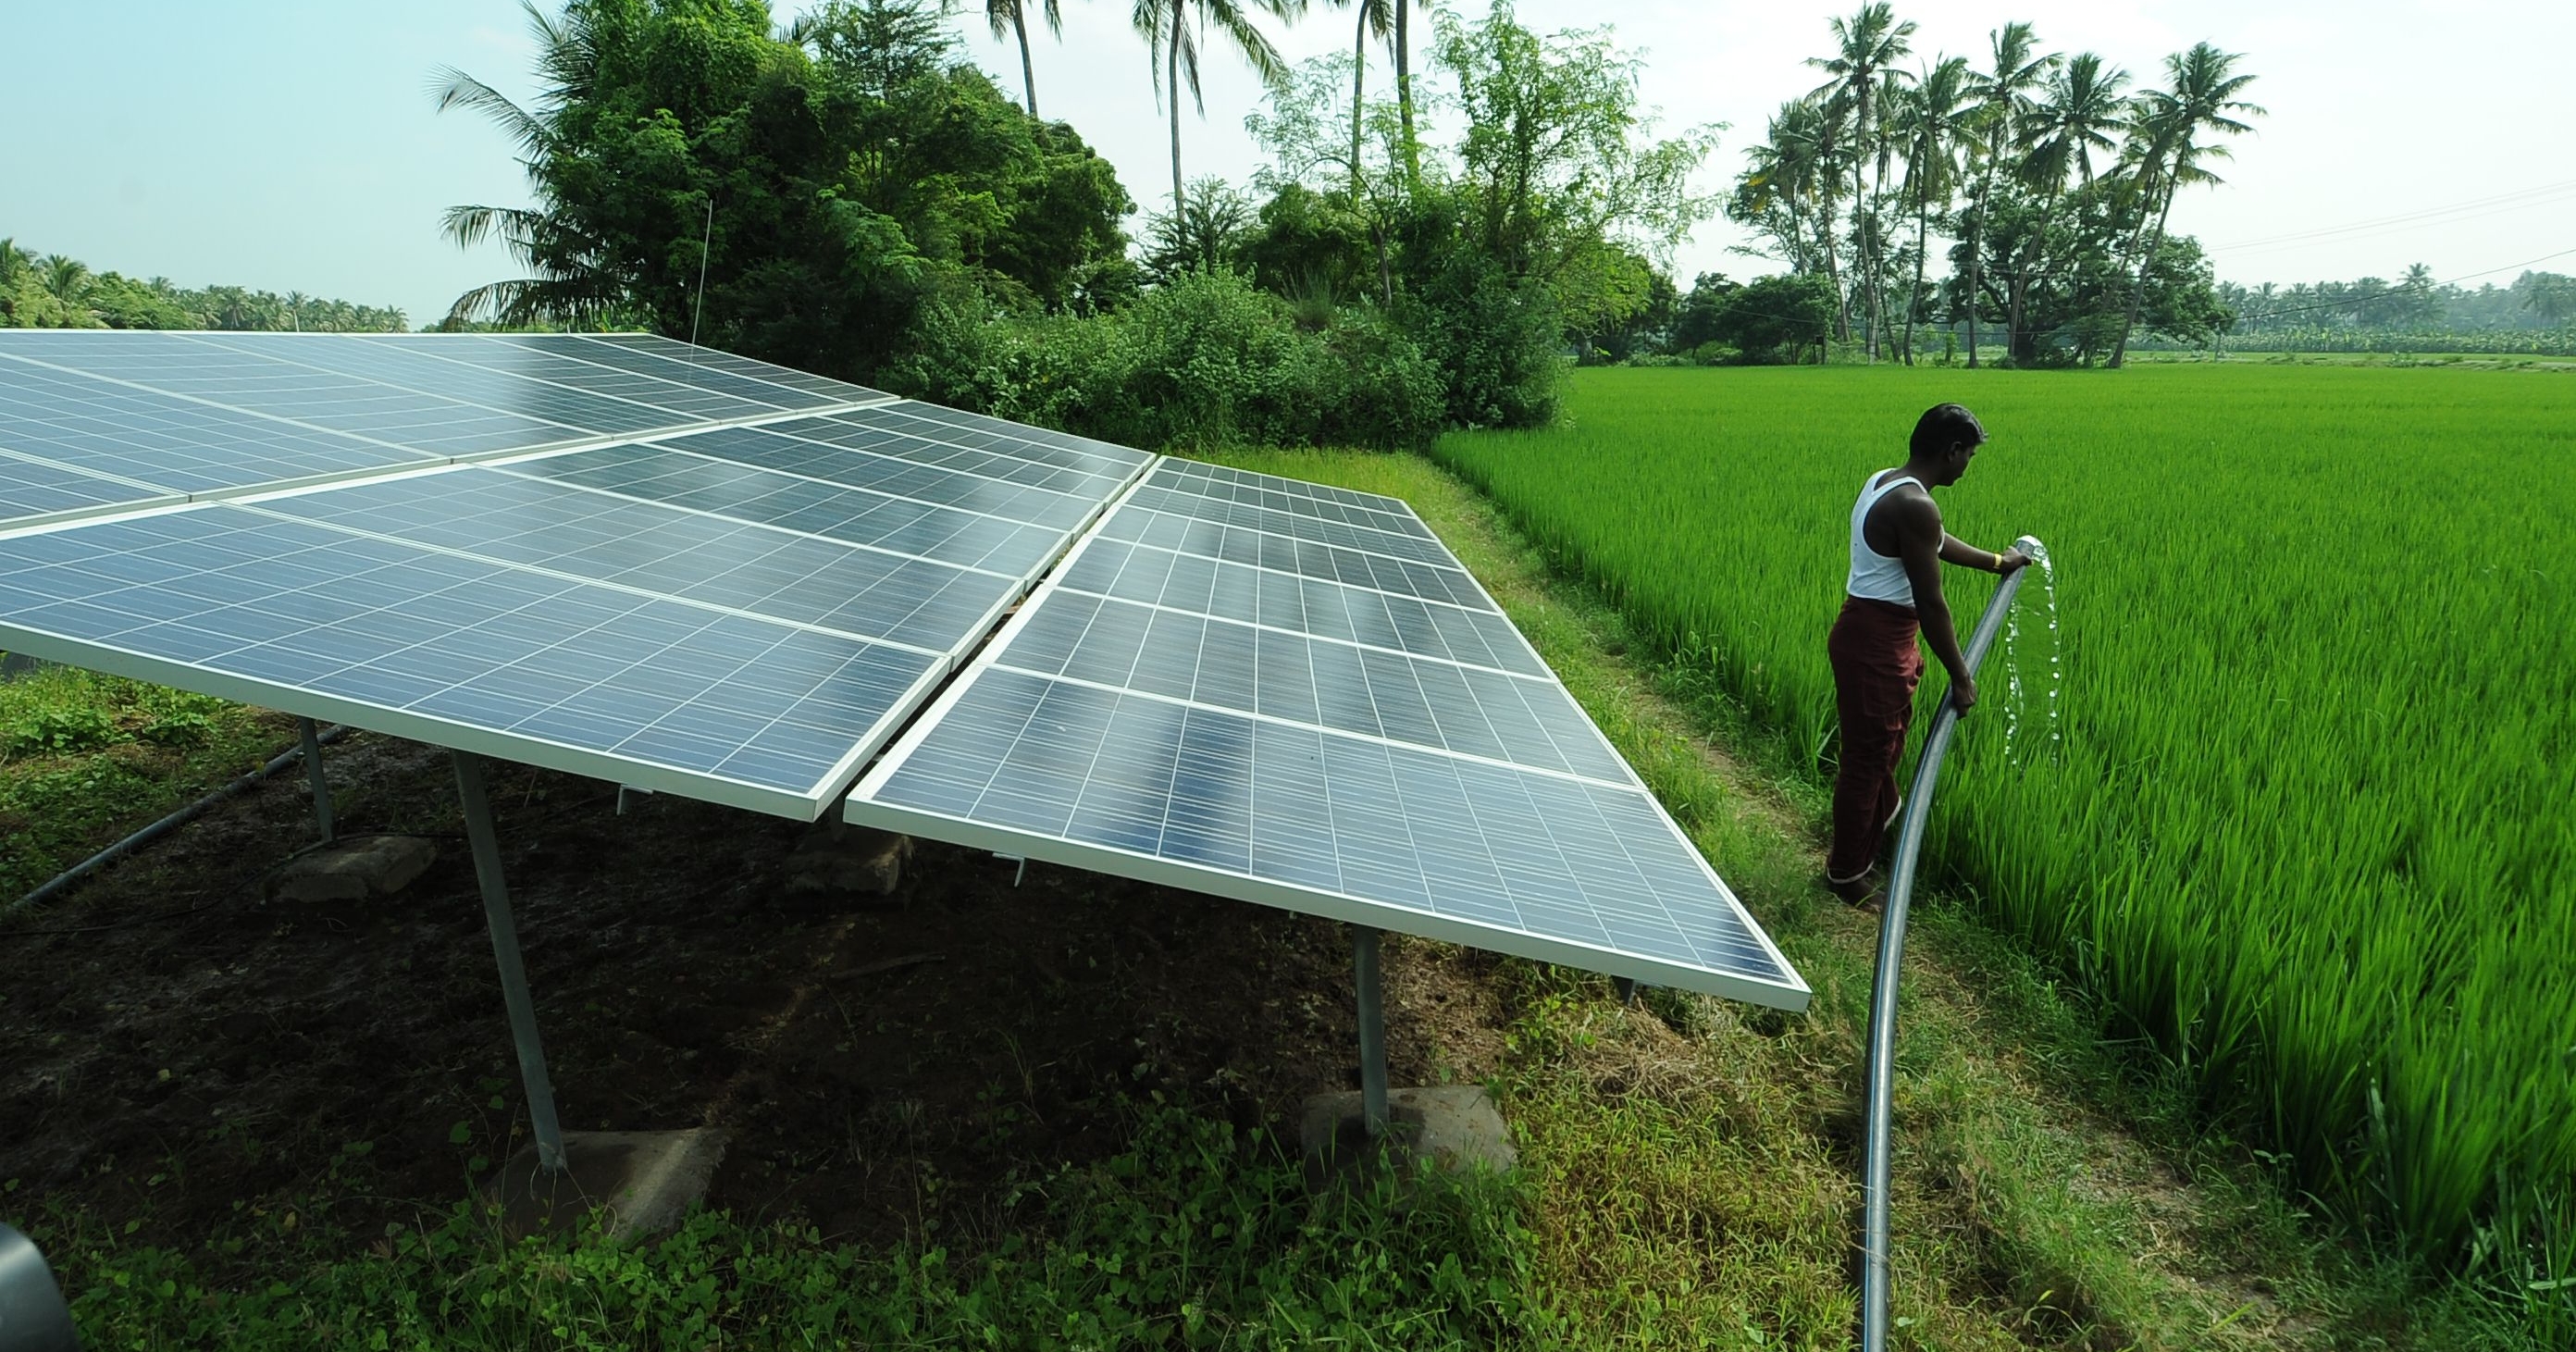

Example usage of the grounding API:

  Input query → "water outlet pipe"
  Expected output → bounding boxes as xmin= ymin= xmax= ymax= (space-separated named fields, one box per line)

xmin=9 ymin=724 xmax=352 ymax=916
xmin=1858 ymin=534 xmax=2042 ymax=1352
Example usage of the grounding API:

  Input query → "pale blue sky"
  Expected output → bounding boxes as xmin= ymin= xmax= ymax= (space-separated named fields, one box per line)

xmin=3 ymin=1 xmax=2567 ymax=329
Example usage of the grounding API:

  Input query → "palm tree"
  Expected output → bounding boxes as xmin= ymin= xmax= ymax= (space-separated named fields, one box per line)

xmin=38 ymin=255 xmax=92 ymax=309
xmin=1323 ymin=0 xmax=1394 ymax=196
xmin=1893 ymin=56 xmax=1976 ymax=364
xmin=2109 ymin=43 xmax=2262 ymax=367
xmin=1133 ymin=0 xmax=1302 ymax=221
xmin=0 ymin=239 xmax=31 ymax=291
xmin=428 ymin=2 xmax=630 ymax=328
xmin=1960 ymin=21 xmax=2053 ymax=367
xmin=1732 ymin=99 xmax=1836 ymax=277
xmin=1389 ymin=0 xmax=1428 ymax=188
xmin=982 ymin=0 xmax=1071 ymax=118
xmin=1808 ymin=3 xmax=1915 ymax=360
xmin=2008 ymin=50 xmax=2124 ymax=354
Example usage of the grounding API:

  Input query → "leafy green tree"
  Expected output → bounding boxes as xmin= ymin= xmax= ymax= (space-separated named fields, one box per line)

xmin=433 ymin=0 xmax=1132 ymax=377
xmin=1958 ymin=20 xmax=2052 ymax=366
xmin=1141 ymin=176 xmax=1257 ymax=284
xmin=2520 ymin=270 xmax=2575 ymax=325
xmin=1433 ymin=4 xmax=1719 ymax=304
xmin=1668 ymin=270 xmax=1734 ymax=353
xmin=2108 ymin=42 xmax=2262 ymax=366
xmin=2006 ymin=49 xmax=2124 ymax=350
xmin=1709 ymin=271 xmax=1837 ymax=364
xmin=1243 ymin=49 xmax=1409 ymax=302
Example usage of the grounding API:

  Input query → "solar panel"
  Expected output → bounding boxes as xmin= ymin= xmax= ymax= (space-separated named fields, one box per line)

xmin=0 ymin=331 xmax=610 ymax=454
xmin=0 ymin=355 xmax=446 ymax=516
xmin=0 ymin=505 xmax=941 ymax=814
xmin=0 ymin=451 xmax=177 ymax=527
xmin=576 ymin=332 xmax=893 ymax=405
xmin=0 ymin=332 xmax=1147 ymax=818
xmin=849 ymin=461 xmax=1809 ymax=1009
xmin=499 ymin=441 xmax=1069 ymax=577
xmin=250 ymin=466 xmax=1019 ymax=652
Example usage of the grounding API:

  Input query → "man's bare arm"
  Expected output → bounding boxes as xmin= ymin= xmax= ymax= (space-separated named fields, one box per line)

xmin=1894 ymin=495 xmax=1977 ymax=710
xmin=1939 ymin=533 xmax=2032 ymax=573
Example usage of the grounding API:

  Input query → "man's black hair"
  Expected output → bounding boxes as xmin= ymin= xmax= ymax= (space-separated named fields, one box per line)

xmin=1910 ymin=403 xmax=1987 ymax=459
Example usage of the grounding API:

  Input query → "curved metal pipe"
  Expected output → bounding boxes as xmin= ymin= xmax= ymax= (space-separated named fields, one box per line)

xmin=7 ymin=725 xmax=352 ymax=916
xmin=1858 ymin=535 xmax=2041 ymax=1352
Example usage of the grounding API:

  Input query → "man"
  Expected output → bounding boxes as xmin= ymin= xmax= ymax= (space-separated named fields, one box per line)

xmin=1826 ymin=403 xmax=2029 ymax=909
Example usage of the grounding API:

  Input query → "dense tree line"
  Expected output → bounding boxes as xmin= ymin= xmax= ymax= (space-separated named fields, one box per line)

xmin=2182 ymin=267 xmax=2576 ymax=353
xmin=0 ymin=240 xmax=405 ymax=332
xmin=1716 ymin=6 xmax=2260 ymax=367
xmin=428 ymin=0 xmax=1709 ymax=443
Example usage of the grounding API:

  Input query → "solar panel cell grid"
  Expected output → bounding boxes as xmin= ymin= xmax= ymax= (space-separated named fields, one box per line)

xmin=577 ymin=333 xmax=892 ymax=405
xmin=0 ymin=357 xmax=443 ymax=490
xmin=250 ymin=468 xmax=1017 ymax=652
xmin=0 ymin=453 xmax=173 ymax=526
xmin=768 ymin=413 xmax=1134 ymax=499
xmin=996 ymin=589 xmax=1632 ymax=784
xmin=1148 ymin=460 xmax=1435 ymax=540
xmin=0 ymin=505 xmax=936 ymax=806
xmin=1101 ymin=506 xmax=1494 ymax=611
xmin=1121 ymin=481 xmax=1456 ymax=567
xmin=502 ymin=442 xmax=1067 ymax=577
xmin=860 ymin=403 xmax=1153 ymax=477
xmin=1055 ymin=536 xmax=1548 ymax=677
xmin=356 ymin=335 xmax=785 ymax=423
xmin=861 ymin=669 xmax=1790 ymax=986
xmin=663 ymin=426 xmax=1103 ymax=530
xmin=0 ymin=333 xmax=604 ymax=454
xmin=496 ymin=335 xmax=840 ymax=412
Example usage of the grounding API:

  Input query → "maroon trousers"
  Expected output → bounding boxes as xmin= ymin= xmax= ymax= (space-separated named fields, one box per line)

xmin=1827 ymin=595 xmax=1923 ymax=883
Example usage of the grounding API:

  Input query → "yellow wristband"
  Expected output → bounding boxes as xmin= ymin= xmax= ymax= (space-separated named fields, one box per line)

xmin=1988 ymin=550 xmax=2003 ymax=572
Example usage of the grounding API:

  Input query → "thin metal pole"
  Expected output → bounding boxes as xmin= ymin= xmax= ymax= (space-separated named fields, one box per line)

xmin=1859 ymin=537 xmax=2040 ymax=1352
xmin=453 ymin=750 xmax=566 ymax=1172
xmin=1354 ymin=925 xmax=1388 ymax=1136
xmin=298 ymin=716 xmax=335 ymax=843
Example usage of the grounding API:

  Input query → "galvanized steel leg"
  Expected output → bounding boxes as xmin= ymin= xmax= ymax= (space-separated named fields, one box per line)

xmin=453 ymin=751 xmax=566 ymax=1172
xmin=1614 ymin=976 xmax=1640 ymax=1006
xmin=298 ymin=717 xmax=335 ymax=843
xmin=1354 ymin=925 xmax=1388 ymax=1137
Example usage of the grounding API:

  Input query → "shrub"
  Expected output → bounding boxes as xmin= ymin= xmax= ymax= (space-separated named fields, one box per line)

xmin=888 ymin=271 xmax=1444 ymax=452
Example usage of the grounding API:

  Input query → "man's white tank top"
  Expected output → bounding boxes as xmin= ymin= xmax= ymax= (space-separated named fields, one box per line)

xmin=1846 ymin=469 xmax=1921 ymax=606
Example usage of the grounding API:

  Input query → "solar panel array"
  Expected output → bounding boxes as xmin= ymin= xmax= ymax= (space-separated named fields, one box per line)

xmin=0 ymin=332 xmax=1148 ymax=815
xmin=1 ymin=332 xmax=1802 ymax=1006
xmin=851 ymin=460 xmax=1810 ymax=1008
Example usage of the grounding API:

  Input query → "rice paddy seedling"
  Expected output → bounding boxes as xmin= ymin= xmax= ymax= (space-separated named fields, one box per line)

xmin=1435 ymin=365 xmax=2574 ymax=1296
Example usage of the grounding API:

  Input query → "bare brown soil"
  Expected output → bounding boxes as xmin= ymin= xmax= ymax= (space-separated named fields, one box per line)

xmin=0 ymin=730 xmax=1515 ymax=1250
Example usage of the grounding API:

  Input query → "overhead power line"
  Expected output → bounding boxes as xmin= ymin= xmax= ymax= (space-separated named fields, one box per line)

xmin=2208 ymin=180 xmax=2576 ymax=255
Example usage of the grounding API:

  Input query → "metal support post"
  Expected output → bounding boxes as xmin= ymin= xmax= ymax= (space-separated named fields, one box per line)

xmin=1613 ymin=976 xmax=1640 ymax=1006
xmin=453 ymin=750 xmax=566 ymax=1172
xmin=298 ymin=717 xmax=335 ymax=843
xmin=1354 ymin=924 xmax=1388 ymax=1136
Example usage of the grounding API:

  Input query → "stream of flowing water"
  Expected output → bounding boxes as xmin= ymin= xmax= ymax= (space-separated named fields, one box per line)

xmin=2001 ymin=539 xmax=2061 ymax=764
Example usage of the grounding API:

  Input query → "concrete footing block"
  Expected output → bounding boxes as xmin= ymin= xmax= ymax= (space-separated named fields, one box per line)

xmin=483 ymin=1128 xmax=728 ymax=1240
xmin=268 ymin=836 xmax=437 ymax=903
xmin=1298 ymin=1085 xmax=1517 ymax=1191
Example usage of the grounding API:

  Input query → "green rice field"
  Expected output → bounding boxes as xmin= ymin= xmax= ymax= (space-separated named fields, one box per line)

xmin=1436 ymin=366 xmax=2574 ymax=1296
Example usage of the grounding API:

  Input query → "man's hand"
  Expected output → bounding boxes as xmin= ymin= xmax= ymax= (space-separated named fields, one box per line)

xmin=1950 ymin=674 xmax=1978 ymax=713
xmin=1997 ymin=547 xmax=2033 ymax=574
